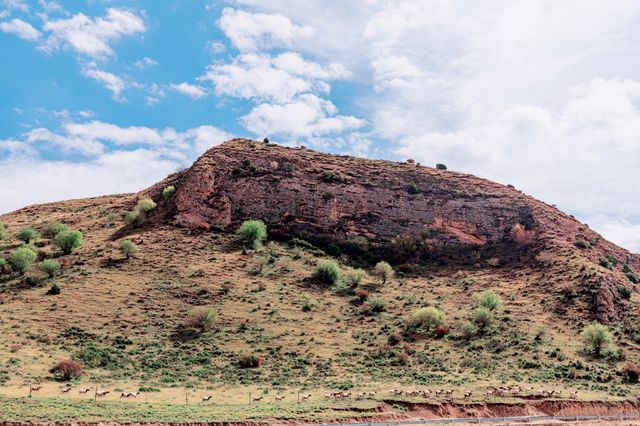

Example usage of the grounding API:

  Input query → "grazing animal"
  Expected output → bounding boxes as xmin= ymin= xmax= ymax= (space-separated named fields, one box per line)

xmin=569 ymin=390 xmax=578 ymax=399
xmin=464 ymin=391 xmax=473 ymax=399
xmin=253 ymin=395 xmax=264 ymax=403
xmin=78 ymin=388 xmax=91 ymax=394
xmin=324 ymin=393 xmax=333 ymax=399
xmin=435 ymin=389 xmax=444 ymax=396
xmin=61 ymin=387 xmax=71 ymax=394
xmin=96 ymin=390 xmax=110 ymax=397
xmin=356 ymin=392 xmax=365 ymax=400
xmin=445 ymin=389 xmax=454 ymax=396
xmin=120 ymin=392 xmax=140 ymax=398
xmin=275 ymin=395 xmax=285 ymax=401
xmin=202 ymin=395 xmax=213 ymax=402
xmin=301 ymin=393 xmax=312 ymax=401
xmin=30 ymin=385 xmax=42 ymax=392
xmin=368 ymin=391 xmax=376 ymax=398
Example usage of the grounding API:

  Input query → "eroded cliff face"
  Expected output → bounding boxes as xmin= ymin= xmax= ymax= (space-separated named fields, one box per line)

xmin=149 ymin=139 xmax=539 ymax=264
xmin=144 ymin=138 xmax=639 ymax=322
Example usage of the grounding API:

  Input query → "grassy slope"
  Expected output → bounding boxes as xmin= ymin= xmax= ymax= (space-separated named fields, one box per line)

xmin=0 ymin=194 xmax=639 ymax=421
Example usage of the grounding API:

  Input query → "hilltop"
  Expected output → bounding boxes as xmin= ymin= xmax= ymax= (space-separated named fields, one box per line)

xmin=0 ymin=138 xmax=639 ymax=422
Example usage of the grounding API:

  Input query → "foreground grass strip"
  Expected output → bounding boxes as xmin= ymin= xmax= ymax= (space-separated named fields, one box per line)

xmin=0 ymin=396 xmax=382 ymax=422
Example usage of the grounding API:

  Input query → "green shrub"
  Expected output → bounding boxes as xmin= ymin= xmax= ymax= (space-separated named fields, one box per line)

xmin=618 ymin=286 xmax=632 ymax=299
xmin=312 ymin=260 xmax=341 ymax=285
xmin=41 ymin=259 xmax=60 ymax=278
xmin=16 ymin=227 xmax=38 ymax=244
xmin=47 ymin=283 xmax=61 ymax=295
xmin=574 ymin=240 xmax=591 ymax=249
xmin=185 ymin=307 xmax=215 ymax=333
xmin=22 ymin=243 xmax=39 ymax=254
xmin=119 ymin=239 xmax=138 ymax=259
xmin=581 ymin=323 xmax=612 ymax=357
xmin=436 ymin=163 xmax=447 ymax=170
xmin=472 ymin=307 xmax=494 ymax=328
xmin=373 ymin=261 xmax=394 ymax=284
xmin=125 ymin=198 xmax=157 ymax=228
xmin=237 ymin=220 xmax=267 ymax=250
xmin=462 ymin=321 xmax=477 ymax=340
xmin=44 ymin=223 xmax=69 ymax=238
xmin=626 ymin=272 xmax=639 ymax=284
xmin=410 ymin=307 xmax=444 ymax=330
xmin=53 ymin=230 xmax=83 ymax=255
xmin=344 ymin=268 xmax=365 ymax=287
xmin=368 ymin=298 xmax=387 ymax=313
xmin=162 ymin=185 xmax=176 ymax=201
xmin=0 ymin=222 xmax=6 ymax=240
xmin=474 ymin=290 xmax=502 ymax=311
xmin=0 ymin=257 xmax=6 ymax=272
xmin=406 ymin=182 xmax=420 ymax=194
xmin=599 ymin=257 xmax=612 ymax=270
xmin=9 ymin=247 xmax=37 ymax=274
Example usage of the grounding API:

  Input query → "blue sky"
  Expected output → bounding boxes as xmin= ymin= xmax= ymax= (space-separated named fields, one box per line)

xmin=1 ymin=0 xmax=640 ymax=252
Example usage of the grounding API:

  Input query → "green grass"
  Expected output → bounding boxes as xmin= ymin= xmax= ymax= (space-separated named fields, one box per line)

xmin=0 ymin=396 xmax=382 ymax=422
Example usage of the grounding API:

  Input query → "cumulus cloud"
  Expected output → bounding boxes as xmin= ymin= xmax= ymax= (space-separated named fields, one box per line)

xmin=40 ymin=8 xmax=145 ymax=58
xmin=0 ymin=18 xmax=41 ymax=41
xmin=132 ymin=56 xmax=157 ymax=69
xmin=218 ymin=7 xmax=313 ymax=51
xmin=170 ymin=82 xmax=207 ymax=99
xmin=242 ymin=94 xmax=365 ymax=138
xmin=81 ymin=67 xmax=127 ymax=100
xmin=1 ymin=0 xmax=28 ymax=12
xmin=0 ymin=120 xmax=233 ymax=213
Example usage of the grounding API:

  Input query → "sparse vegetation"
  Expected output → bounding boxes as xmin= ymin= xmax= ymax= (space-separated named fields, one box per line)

xmin=509 ymin=224 xmax=535 ymax=246
xmin=53 ymin=230 xmax=83 ymax=255
xmin=461 ymin=321 xmax=477 ymax=339
xmin=373 ymin=261 xmax=393 ymax=284
xmin=185 ymin=307 xmax=215 ymax=334
xmin=618 ymin=286 xmax=632 ymax=299
xmin=40 ymin=259 xmax=60 ymax=278
xmin=472 ymin=306 xmax=494 ymax=329
xmin=49 ymin=359 xmax=83 ymax=381
xmin=312 ymin=260 xmax=341 ymax=285
xmin=16 ymin=227 xmax=38 ymax=244
xmin=344 ymin=268 xmax=365 ymax=287
xmin=406 ymin=182 xmax=420 ymax=194
xmin=474 ymin=290 xmax=502 ymax=311
xmin=582 ymin=323 xmax=613 ymax=357
xmin=0 ymin=221 xmax=7 ymax=240
xmin=410 ymin=306 xmax=444 ymax=330
xmin=162 ymin=185 xmax=176 ymax=201
xmin=125 ymin=198 xmax=157 ymax=227
xmin=368 ymin=297 xmax=387 ymax=313
xmin=237 ymin=220 xmax=267 ymax=250
xmin=574 ymin=239 xmax=591 ymax=249
xmin=119 ymin=239 xmax=138 ymax=259
xmin=47 ymin=283 xmax=61 ymax=295
xmin=44 ymin=222 xmax=69 ymax=238
xmin=9 ymin=247 xmax=37 ymax=274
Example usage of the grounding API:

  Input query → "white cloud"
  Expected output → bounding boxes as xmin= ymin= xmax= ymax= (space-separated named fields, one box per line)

xmin=0 ymin=18 xmax=41 ymax=41
xmin=81 ymin=67 xmax=126 ymax=100
xmin=206 ymin=39 xmax=226 ymax=54
xmin=133 ymin=56 xmax=157 ymax=69
xmin=40 ymin=8 xmax=145 ymax=58
xmin=170 ymin=82 xmax=207 ymax=99
xmin=201 ymin=52 xmax=349 ymax=103
xmin=242 ymin=94 xmax=365 ymax=138
xmin=1 ymin=0 xmax=27 ymax=12
xmin=218 ymin=7 xmax=313 ymax=51
xmin=0 ymin=120 xmax=233 ymax=213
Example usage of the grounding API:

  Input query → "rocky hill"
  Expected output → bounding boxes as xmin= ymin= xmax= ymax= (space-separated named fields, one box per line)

xmin=147 ymin=139 xmax=638 ymax=323
xmin=0 ymin=138 xmax=639 ymax=411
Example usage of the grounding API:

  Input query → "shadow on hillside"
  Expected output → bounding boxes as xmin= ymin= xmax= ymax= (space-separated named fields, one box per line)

xmin=170 ymin=327 xmax=201 ymax=342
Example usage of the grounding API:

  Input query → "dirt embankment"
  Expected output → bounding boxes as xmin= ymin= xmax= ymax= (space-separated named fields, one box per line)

xmin=2 ymin=400 xmax=639 ymax=426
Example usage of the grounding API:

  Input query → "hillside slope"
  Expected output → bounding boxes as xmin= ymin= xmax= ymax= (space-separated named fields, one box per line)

xmin=0 ymin=138 xmax=639 ymax=409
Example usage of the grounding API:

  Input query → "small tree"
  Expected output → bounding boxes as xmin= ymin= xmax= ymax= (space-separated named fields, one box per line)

xmin=9 ymin=247 xmax=37 ymax=274
xmin=474 ymin=290 xmax=503 ymax=311
xmin=41 ymin=259 xmax=61 ymax=278
xmin=185 ymin=307 xmax=215 ymax=333
xmin=162 ymin=185 xmax=176 ymax=201
xmin=44 ymin=223 xmax=69 ymax=238
xmin=410 ymin=307 xmax=444 ymax=330
xmin=312 ymin=260 xmax=341 ymax=285
xmin=436 ymin=163 xmax=447 ymax=170
xmin=49 ymin=359 xmax=83 ymax=381
xmin=119 ymin=239 xmax=138 ymax=259
xmin=53 ymin=230 xmax=83 ymax=255
xmin=472 ymin=307 xmax=494 ymax=329
xmin=17 ymin=227 xmax=39 ymax=244
xmin=581 ymin=323 xmax=612 ymax=357
xmin=237 ymin=220 xmax=267 ymax=250
xmin=344 ymin=268 xmax=365 ymax=287
xmin=373 ymin=261 xmax=394 ymax=284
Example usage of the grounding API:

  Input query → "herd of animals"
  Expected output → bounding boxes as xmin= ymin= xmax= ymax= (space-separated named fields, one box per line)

xmin=27 ymin=384 xmax=579 ymax=403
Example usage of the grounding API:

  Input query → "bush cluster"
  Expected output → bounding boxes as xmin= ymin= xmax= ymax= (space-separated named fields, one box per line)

xmin=125 ymin=198 xmax=157 ymax=227
xmin=410 ymin=306 xmax=444 ymax=330
xmin=373 ymin=261 xmax=393 ymax=284
xmin=41 ymin=259 xmax=60 ymax=278
xmin=185 ymin=307 xmax=215 ymax=334
xmin=54 ymin=230 xmax=83 ymax=255
xmin=312 ymin=260 xmax=341 ymax=285
xmin=237 ymin=220 xmax=267 ymax=250
xmin=119 ymin=239 xmax=138 ymax=259
xmin=162 ymin=185 xmax=176 ymax=201
xmin=9 ymin=247 xmax=37 ymax=274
